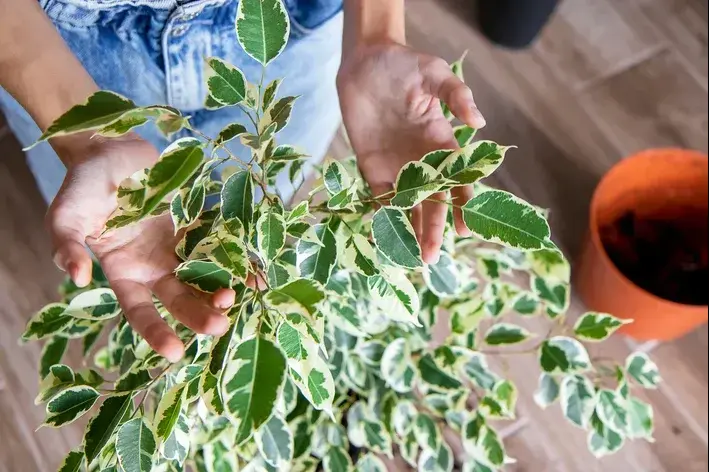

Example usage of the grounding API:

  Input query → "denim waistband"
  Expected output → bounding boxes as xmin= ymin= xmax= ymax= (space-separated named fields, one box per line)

xmin=41 ymin=0 xmax=225 ymax=9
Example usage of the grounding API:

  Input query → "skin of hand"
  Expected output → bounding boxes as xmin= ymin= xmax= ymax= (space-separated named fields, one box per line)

xmin=48 ymin=134 xmax=236 ymax=362
xmin=337 ymin=41 xmax=487 ymax=265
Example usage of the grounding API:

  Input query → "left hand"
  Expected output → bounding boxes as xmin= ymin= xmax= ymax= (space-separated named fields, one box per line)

xmin=337 ymin=42 xmax=486 ymax=264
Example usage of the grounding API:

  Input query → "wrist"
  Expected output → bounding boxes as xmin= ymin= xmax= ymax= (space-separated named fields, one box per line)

xmin=343 ymin=0 xmax=405 ymax=56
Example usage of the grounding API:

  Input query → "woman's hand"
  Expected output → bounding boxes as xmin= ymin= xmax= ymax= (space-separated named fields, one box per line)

xmin=337 ymin=42 xmax=486 ymax=264
xmin=48 ymin=134 xmax=234 ymax=362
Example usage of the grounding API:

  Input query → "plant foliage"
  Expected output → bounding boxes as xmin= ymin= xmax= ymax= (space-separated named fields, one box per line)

xmin=25 ymin=2 xmax=659 ymax=470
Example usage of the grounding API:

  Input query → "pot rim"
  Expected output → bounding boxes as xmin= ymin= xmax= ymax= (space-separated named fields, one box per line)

xmin=588 ymin=148 xmax=709 ymax=311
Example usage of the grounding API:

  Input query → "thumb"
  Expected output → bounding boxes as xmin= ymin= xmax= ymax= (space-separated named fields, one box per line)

xmin=422 ymin=58 xmax=486 ymax=130
xmin=46 ymin=204 xmax=94 ymax=288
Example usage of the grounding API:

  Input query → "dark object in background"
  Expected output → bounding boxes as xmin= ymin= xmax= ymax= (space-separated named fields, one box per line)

xmin=478 ymin=0 xmax=560 ymax=49
xmin=601 ymin=211 xmax=708 ymax=306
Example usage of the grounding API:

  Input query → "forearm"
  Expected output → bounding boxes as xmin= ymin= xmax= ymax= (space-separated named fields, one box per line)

xmin=0 ymin=0 xmax=98 ymax=159
xmin=342 ymin=0 xmax=405 ymax=55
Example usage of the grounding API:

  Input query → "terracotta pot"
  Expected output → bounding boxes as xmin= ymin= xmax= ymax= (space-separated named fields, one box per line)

xmin=576 ymin=149 xmax=708 ymax=341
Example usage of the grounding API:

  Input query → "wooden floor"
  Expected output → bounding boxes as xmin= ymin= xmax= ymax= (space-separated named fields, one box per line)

xmin=1 ymin=0 xmax=707 ymax=470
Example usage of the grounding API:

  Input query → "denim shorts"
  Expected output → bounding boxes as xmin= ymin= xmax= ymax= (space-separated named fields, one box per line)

xmin=0 ymin=0 xmax=343 ymax=203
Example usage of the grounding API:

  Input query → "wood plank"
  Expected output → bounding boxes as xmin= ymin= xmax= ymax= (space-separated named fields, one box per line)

xmin=580 ymin=50 xmax=709 ymax=156
xmin=534 ymin=0 xmax=666 ymax=91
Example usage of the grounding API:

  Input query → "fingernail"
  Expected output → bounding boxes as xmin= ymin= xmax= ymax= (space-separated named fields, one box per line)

xmin=470 ymin=106 xmax=486 ymax=128
xmin=166 ymin=350 xmax=184 ymax=363
xmin=68 ymin=262 xmax=79 ymax=281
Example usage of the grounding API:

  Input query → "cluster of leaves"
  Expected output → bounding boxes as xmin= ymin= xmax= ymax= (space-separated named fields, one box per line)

xmin=23 ymin=0 xmax=661 ymax=471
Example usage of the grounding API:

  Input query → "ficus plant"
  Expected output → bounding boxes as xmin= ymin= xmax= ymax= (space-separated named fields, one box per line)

xmin=22 ymin=1 xmax=661 ymax=471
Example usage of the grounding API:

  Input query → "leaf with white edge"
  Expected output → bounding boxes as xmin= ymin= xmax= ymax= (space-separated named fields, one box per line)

xmin=22 ymin=303 xmax=73 ymax=341
xmin=414 ymin=414 xmax=441 ymax=451
xmin=116 ymin=417 xmax=157 ymax=472
xmin=160 ymin=413 xmax=190 ymax=464
xmin=418 ymin=442 xmax=454 ymax=472
xmin=262 ymin=95 xmax=298 ymax=133
xmin=323 ymin=160 xmax=352 ymax=196
xmin=533 ymin=276 xmax=569 ymax=315
xmin=511 ymin=292 xmax=540 ymax=316
xmin=44 ymin=386 xmax=100 ymax=427
xmin=588 ymin=414 xmax=625 ymax=458
xmin=491 ymin=380 xmax=517 ymax=417
xmin=175 ymin=260 xmax=232 ymax=293
xmin=143 ymin=141 xmax=204 ymax=216
xmin=57 ymin=450 xmax=84 ymax=472
xmin=393 ymin=400 xmax=418 ymax=437
xmin=462 ymin=352 xmax=499 ymax=391
xmin=221 ymin=170 xmax=254 ymax=230
xmin=462 ymin=189 xmax=551 ymax=250
xmin=355 ymin=453 xmax=388 ymax=472
xmin=287 ymin=201 xmax=311 ymax=223
xmin=534 ymin=373 xmax=560 ymax=409
xmin=574 ymin=312 xmax=631 ymax=342
xmin=484 ymin=323 xmax=531 ymax=346
xmin=342 ymin=234 xmax=380 ymax=277
xmin=626 ymin=352 xmax=661 ymax=389
xmin=64 ymin=288 xmax=120 ymax=321
xmin=155 ymin=383 xmax=186 ymax=442
xmin=626 ymin=397 xmax=654 ymax=441
xmin=359 ymin=340 xmax=386 ymax=367
xmin=266 ymin=278 xmax=325 ymax=319
xmin=39 ymin=336 xmax=69 ymax=379
xmin=368 ymin=266 xmax=421 ymax=326
xmin=83 ymin=393 xmax=135 ymax=463
xmin=271 ymin=145 xmax=308 ymax=163
xmin=371 ymin=207 xmax=423 ymax=269
xmin=560 ymin=374 xmax=596 ymax=429
xmin=35 ymin=91 xmax=137 ymax=143
xmin=192 ymin=230 xmax=249 ymax=282
xmin=115 ymin=169 xmax=148 ymax=211
xmin=262 ymin=78 xmax=282 ymax=110
xmin=199 ymin=371 xmax=224 ymax=416
xmin=462 ymin=414 xmax=505 ymax=469
xmin=95 ymin=109 xmax=149 ymax=138
xmin=257 ymin=209 xmax=287 ymax=262
xmin=215 ymin=123 xmax=248 ymax=146
xmin=438 ymin=141 xmax=512 ymax=186
xmin=454 ymin=125 xmax=477 ymax=147
xmin=596 ymin=389 xmax=628 ymax=435
xmin=539 ymin=337 xmax=591 ymax=374
xmin=236 ymin=0 xmax=290 ymax=65
xmin=255 ymin=414 xmax=293 ymax=469
xmin=323 ymin=446 xmax=352 ymax=472
xmin=297 ymin=223 xmax=337 ymax=284
xmin=363 ymin=419 xmax=393 ymax=457
xmin=204 ymin=57 xmax=246 ymax=105
xmin=424 ymin=251 xmax=460 ymax=298
xmin=528 ymin=247 xmax=570 ymax=283
xmin=418 ymin=353 xmax=463 ymax=391
xmin=390 ymin=161 xmax=443 ymax=209
xmin=222 ymin=336 xmax=287 ymax=444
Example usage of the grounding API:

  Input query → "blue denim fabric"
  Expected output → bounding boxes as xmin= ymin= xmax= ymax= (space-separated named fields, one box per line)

xmin=0 ymin=0 xmax=343 ymax=203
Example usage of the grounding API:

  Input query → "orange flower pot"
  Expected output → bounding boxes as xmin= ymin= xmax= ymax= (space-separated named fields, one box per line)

xmin=576 ymin=149 xmax=708 ymax=341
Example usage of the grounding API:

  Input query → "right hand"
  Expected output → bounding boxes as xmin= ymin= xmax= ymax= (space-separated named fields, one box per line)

xmin=48 ymin=134 xmax=235 ymax=362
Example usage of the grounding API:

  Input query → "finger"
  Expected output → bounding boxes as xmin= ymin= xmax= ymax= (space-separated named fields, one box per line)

xmin=412 ymin=205 xmax=423 ymax=243
xmin=421 ymin=192 xmax=448 ymax=265
xmin=211 ymin=288 xmax=236 ymax=310
xmin=153 ymin=276 xmax=230 ymax=336
xmin=47 ymin=218 xmax=93 ymax=287
xmin=112 ymin=279 xmax=184 ymax=362
xmin=423 ymin=59 xmax=486 ymax=129
xmin=370 ymin=183 xmax=394 ymax=207
xmin=451 ymin=185 xmax=474 ymax=237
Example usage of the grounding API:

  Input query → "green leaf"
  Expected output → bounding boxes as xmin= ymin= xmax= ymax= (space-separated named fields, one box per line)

xmin=462 ymin=414 xmax=505 ymax=469
xmin=64 ymin=288 xmax=120 ymax=320
xmin=342 ymin=234 xmax=380 ymax=277
xmin=418 ymin=354 xmax=462 ymax=391
xmin=155 ymin=383 xmax=186 ymax=442
xmin=35 ymin=364 xmax=75 ymax=404
xmin=262 ymin=96 xmax=298 ymax=133
xmin=372 ymin=207 xmax=423 ymax=269
xmin=35 ymin=91 xmax=137 ymax=143
xmin=418 ymin=442 xmax=453 ymax=472
xmin=462 ymin=352 xmax=499 ymax=391
xmin=560 ymin=374 xmax=596 ymax=429
xmin=221 ymin=171 xmax=254 ymax=230
xmin=390 ymin=161 xmax=443 ymax=208
xmin=265 ymin=278 xmax=325 ymax=318
xmin=454 ymin=125 xmax=477 ymax=147
xmin=199 ymin=371 xmax=224 ymax=416
xmin=511 ymin=292 xmax=540 ymax=316
xmin=596 ymin=389 xmax=628 ymax=435
xmin=215 ymin=123 xmax=248 ymax=146
xmin=222 ymin=336 xmax=287 ymax=444
xmin=262 ymin=79 xmax=282 ymax=110
xmin=175 ymin=260 xmax=232 ymax=293
xmin=588 ymin=413 xmax=625 ymax=458
xmin=44 ymin=385 xmax=100 ymax=427
xmin=235 ymin=0 xmax=290 ymax=66
xmin=39 ymin=336 xmax=69 ymax=378
xmin=491 ymin=380 xmax=517 ymax=417
xmin=414 ymin=414 xmax=441 ymax=451
xmin=22 ymin=303 xmax=73 ymax=341
xmin=424 ymin=251 xmax=460 ymax=298
xmin=462 ymin=189 xmax=551 ymax=250
xmin=116 ymin=417 xmax=157 ymax=472
xmin=161 ymin=413 xmax=190 ymax=464
xmin=626 ymin=397 xmax=654 ymax=441
xmin=438 ymin=141 xmax=512 ymax=186
xmin=323 ymin=160 xmax=352 ymax=196
xmin=574 ymin=312 xmax=631 ymax=342
xmin=484 ymin=323 xmax=531 ymax=346
xmin=539 ymin=337 xmax=591 ymax=374
xmin=626 ymin=352 xmax=661 ymax=389
xmin=323 ymin=446 xmax=352 ymax=472
xmin=534 ymin=373 xmax=560 ymax=409
xmin=368 ymin=267 xmax=421 ymax=326
xmin=355 ymin=453 xmax=388 ymax=472
xmin=359 ymin=340 xmax=387 ymax=367
xmin=204 ymin=57 xmax=246 ymax=105
xmin=363 ymin=419 xmax=393 ymax=457
xmin=271 ymin=144 xmax=308 ymax=163
xmin=297 ymin=224 xmax=337 ymax=284
xmin=257 ymin=208 xmax=287 ymax=262
xmin=255 ymin=414 xmax=293 ymax=469
xmin=533 ymin=276 xmax=569 ymax=315
xmin=57 ymin=450 xmax=84 ymax=472
xmin=83 ymin=393 xmax=135 ymax=463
